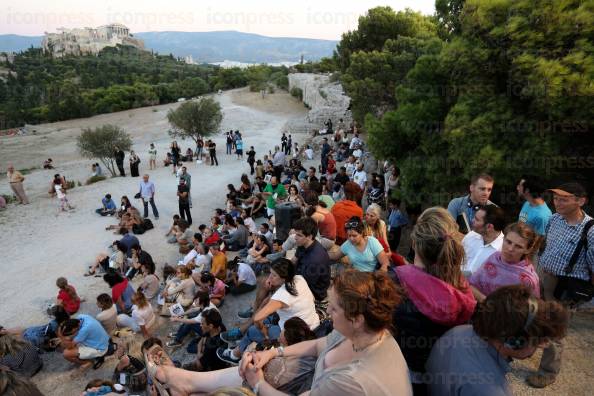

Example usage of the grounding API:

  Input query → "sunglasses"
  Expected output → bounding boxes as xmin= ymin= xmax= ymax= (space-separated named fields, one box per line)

xmin=345 ymin=220 xmax=362 ymax=230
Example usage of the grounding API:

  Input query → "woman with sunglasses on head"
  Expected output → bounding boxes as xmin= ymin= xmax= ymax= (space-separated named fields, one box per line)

xmin=329 ymin=216 xmax=389 ymax=272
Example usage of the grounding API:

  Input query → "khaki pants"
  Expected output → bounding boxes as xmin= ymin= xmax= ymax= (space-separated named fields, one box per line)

xmin=538 ymin=269 xmax=563 ymax=376
xmin=10 ymin=182 xmax=29 ymax=204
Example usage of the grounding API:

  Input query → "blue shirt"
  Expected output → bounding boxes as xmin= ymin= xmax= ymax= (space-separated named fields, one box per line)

xmin=388 ymin=209 xmax=408 ymax=229
xmin=120 ymin=233 xmax=139 ymax=257
xmin=540 ymin=212 xmax=594 ymax=280
xmin=340 ymin=236 xmax=384 ymax=272
xmin=73 ymin=314 xmax=109 ymax=351
xmin=139 ymin=180 xmax=155 ymax=199
xmin=518 ymin=201 xmax=552 ymax=236
xmin=102 ymin=198 xmax=117 ymax=210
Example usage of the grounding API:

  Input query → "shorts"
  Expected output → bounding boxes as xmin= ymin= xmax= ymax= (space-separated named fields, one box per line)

xmin=78 ymin=345 xmax=107 ymax=360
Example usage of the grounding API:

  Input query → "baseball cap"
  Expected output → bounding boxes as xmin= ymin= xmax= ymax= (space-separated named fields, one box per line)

xmin=548 ymin=182 xmax=587 ymax=197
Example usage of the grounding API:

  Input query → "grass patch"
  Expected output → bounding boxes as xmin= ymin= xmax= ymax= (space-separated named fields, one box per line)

xmin=86 ymin=175 xmax=107 ymax=185
xmin=18 ymin=167 xmax=37 ymax=175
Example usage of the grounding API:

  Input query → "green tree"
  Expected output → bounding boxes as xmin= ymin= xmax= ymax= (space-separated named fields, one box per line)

xmin=77 ymin=124 xmax=132 ymax=177
xmin=167 ymin=97 xmax=223 ymax=144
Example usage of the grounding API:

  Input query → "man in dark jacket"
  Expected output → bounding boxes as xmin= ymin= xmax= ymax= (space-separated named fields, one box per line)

xmin=114 ymin=147 xmax=126 ymax=176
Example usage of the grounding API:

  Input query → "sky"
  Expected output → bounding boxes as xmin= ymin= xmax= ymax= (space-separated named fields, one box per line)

xmin=1 ymin=0 xmax=436 ymax=40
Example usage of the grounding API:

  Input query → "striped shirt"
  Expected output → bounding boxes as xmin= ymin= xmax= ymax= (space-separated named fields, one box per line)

xmin=540 ymin=212 xmax=594 ymax=281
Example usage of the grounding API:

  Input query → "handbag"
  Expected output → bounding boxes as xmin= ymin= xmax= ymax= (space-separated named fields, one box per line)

xmin=554 ymin=219 xmax=594 ymax=305
xmin=112 ymin=355 xmax=147 ymax=392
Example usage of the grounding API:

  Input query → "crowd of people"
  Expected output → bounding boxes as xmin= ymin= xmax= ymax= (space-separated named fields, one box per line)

xmin=1 ymin=120 xmax=591 ymax=396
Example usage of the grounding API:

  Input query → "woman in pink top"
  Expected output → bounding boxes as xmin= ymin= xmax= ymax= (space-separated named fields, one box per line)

xmin=470 ymin=222 xmax=541 ymax=302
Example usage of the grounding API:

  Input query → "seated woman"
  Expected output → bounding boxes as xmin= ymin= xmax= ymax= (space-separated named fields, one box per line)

xmin=470 ymin=222 xmax=541 ymax=302
xmin=196 ymin=271 xmax=226 ymax=307
xmin=238 ymin=174 xmax=253 ymax=201
xmin=43 ymin=158 xmax=54 ymax=169
xmin=160 ymin=266 xmax=195 ymax=311
xmin=217 ymin=258 xmax=319 ymax=365
xmin=143 ymin=270 xmax=412 ymax=396
xmin=0 ymin=329 xmax=43 ymax=378
xmin=393 ymin=207 xmax=476 ymax=395
xmin=117 ymin=290 xmax=156 ymax=338
xmin=86 ymin=240 xmax=127 ymax=276
xmin=104 ymin=271 xmax=135 ymax=314
xmin=165 ymin=214 xmax=181 ymax=243
xmin=55 ymin=277 xmax=80 ymax=315
xmin=95 ymin=293 xmax=118 ymax=335
xmin=287 ymin=184 xmax=305 ymax=207
xmin=329 ymin=216 xmax=390 ymax=272
xmin=117 ymin=196 xmax=132 ymax=219
xmin=138 ymin=261 xmax=160 ymax=301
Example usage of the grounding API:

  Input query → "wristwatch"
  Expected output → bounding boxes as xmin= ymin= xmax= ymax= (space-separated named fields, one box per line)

xmin=276 ymin=345 xmax=285 ymax=357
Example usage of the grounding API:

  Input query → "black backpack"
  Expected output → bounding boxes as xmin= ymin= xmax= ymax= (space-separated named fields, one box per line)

xmin=143 ymin=218 xmax=154 ymax=230
xmin=132 ymin=223 xmax=145 ymax=235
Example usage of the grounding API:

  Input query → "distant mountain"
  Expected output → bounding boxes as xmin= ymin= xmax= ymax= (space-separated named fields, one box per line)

xmin=0 ymin=34 xmax=42 ymax=52
xmin=131 ymin=31 xmax=336 ymax=63
xmin=0 ymin=31 xmax=337 ymax=63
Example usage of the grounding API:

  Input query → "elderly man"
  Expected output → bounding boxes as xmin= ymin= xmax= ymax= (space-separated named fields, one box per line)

xmin=6 ymin=163 xmax=29 ymax=204
xmin=139 ymin=174 xmax=159 ymax=219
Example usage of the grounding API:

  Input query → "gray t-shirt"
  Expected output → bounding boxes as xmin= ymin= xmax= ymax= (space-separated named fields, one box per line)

xmin=310 ymin=330 xmax=412 ymax=396
xmin=425 ymin=325 xmax=511 ymax=396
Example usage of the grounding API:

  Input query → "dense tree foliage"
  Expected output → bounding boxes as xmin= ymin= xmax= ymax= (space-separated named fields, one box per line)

xmin=0 ymin=46 xmax=288 ymax=127
xmin=338 ymin=2 xmax=594 ymax=206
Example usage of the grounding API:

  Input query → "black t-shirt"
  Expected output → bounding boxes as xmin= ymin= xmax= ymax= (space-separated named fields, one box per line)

xmin=247 ymin=150 xmax=256 ymax=162
xmin=178 ymin=185 xmax=190 ymax=204
xmin=334 ymin=173 xmax=350 ymax=185
xmin=209 ymin=142 xmax=216 ymax=152
xmin=295 ymin=240 xmax=331 ymax=301
xmin=200 ymin=333 xmax=230 ymax=371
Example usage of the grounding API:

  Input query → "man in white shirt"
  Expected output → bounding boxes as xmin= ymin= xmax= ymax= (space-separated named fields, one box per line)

xmin=349 ymin=133 xmax=362 ymax=150
xmin=462 ymin=205 xmax=506 ymax=275
xmin=182 ymin=241 xmax=212 ymax=273
xmin=352 ymin=161 xmax=368 ymax=190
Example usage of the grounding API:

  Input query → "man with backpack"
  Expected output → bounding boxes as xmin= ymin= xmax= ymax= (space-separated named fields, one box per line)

xmin=528 ymin=182 xmax=593 ymax=388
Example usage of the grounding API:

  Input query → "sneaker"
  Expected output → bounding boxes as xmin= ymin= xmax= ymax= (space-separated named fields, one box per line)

xmin=220 ymin=328 xmax=243 ymax=344
xmin=166 ymin=340 xmax=182 ymax=348
xmin=527 ymin=373 xmax=556 ymax=388
xmin=216 ymin=347 xmax=240 ymax=365
xmin=237 ymin=307 xmax=254 ymax=319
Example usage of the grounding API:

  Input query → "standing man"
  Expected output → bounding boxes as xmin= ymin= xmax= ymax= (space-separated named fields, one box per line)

xmin=114 ymin=147 xmax=126 ymax=177
xmin=517 ymin=176 xmax=552 ymax=236
xmin=6 ymin=163 xmax=29 ymax=204
xmin=177 ymin=178 xmax=192 ymax=226
xmin=272 ymin=146 xmax=286 ymax=180
xmin=281 ymin=133 xmax=288 ymax=153
xmin=320 ymin=137 xmax=331 ymax=175
xmin=180 ymin=166 xmax=192 ymax=208
xmin=262 ymin=176 xmax=287 ymax=219
xmin=286 ymin=134 xmax=292 ymax=155
xmin=247 ymin=146 xmax=256 ymax=175
xmin=209 ymin=140 xmax=219 ymax=166
xmin=352 ymin=161 xmax=368 ymax=191
xmin=528 ymin=182 xmax=594 ymax=388
xmin=448 ymin=174 xmax=495 ymax=233
xmin=139 ymin=174 xmax=159 ymax=219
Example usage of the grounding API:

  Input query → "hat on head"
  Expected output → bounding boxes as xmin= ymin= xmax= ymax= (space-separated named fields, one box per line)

xmin=548 ymin=182 xmax=587 ymax=198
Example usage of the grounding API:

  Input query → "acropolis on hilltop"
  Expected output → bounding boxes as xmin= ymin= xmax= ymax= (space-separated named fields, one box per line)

xmin=41 ymin=23 xmax=144 ymax=57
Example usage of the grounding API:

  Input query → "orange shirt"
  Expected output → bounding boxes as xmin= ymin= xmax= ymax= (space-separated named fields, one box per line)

xmin=211 ymin=251 xmax=228 ymax=280
xmin=331 ymin=200 xmax=364 ymax=244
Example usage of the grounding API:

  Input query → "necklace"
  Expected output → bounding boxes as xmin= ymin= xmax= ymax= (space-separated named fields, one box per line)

xmin=352 ymin=331 xmax=384 ymax=353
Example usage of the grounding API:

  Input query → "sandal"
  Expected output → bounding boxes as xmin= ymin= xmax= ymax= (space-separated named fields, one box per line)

xmin=144 ymin=346 xmax=171 ymax=396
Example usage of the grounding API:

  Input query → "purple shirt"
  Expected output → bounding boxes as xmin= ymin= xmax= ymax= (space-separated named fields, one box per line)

xmin=470 ymin=251 xmax=540 ymax=297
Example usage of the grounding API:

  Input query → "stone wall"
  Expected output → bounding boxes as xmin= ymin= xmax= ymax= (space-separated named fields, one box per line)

xmin=287 ymin=73 xmax=352 ymax=134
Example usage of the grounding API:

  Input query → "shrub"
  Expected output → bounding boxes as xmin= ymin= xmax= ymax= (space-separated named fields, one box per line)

xmin=290 ymin=87 xmax=303 ymax=101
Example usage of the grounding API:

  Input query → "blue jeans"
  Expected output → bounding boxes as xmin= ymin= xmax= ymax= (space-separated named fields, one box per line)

xmin=142 ymin=197 xmax=159 ymax=218
xmin=238 ymin=316 xmax=281 ymax=352
xmin=226 ymin=143 xmax=233 ymax=154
